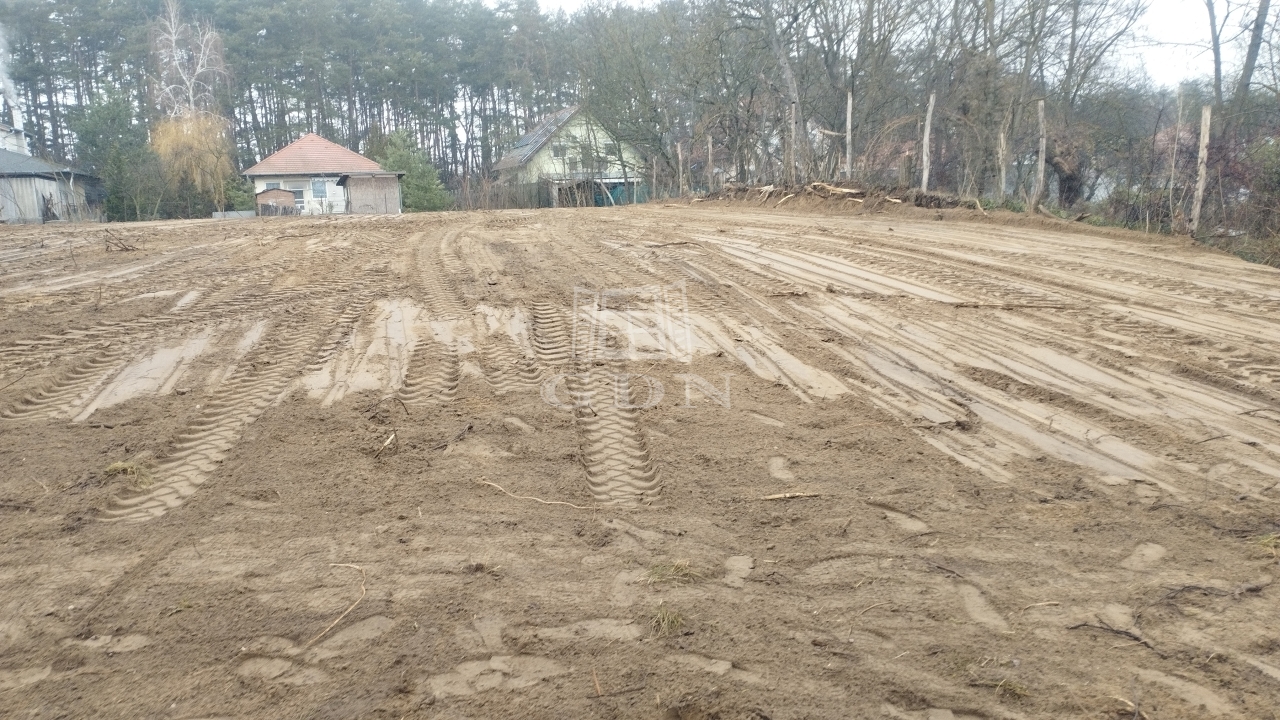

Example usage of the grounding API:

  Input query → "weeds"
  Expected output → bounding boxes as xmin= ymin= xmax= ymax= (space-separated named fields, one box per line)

xmin=1256 ymin=533 xmax=1279 ymax=557
xmin=969 ymin=677 xmax=1030 ymax=700
xmin=651 ymin=605 xmax=684 ymax=638
xmin=103 ymin=461 xmax=152 ymax=490
xmin=646 ymin=560 xmax=702 ymax=585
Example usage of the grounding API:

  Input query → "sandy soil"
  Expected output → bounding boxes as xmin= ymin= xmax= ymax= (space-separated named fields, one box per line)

xmin=1 ymin=205 xmax=1278 ymax=720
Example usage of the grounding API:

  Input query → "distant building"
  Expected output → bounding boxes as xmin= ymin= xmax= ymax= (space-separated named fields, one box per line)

xmin=494 ymin=106 xmax=645 ymax=207
xmin=243 ymin=133 xmax=403 ymax=215
xmin=254 ymin=187 xmax=297 ymax=215
xmin=0 ymin=120 xmax=100 ymax=224
xmin=338 ymin=172 xmax=405 ymax=215
xmin=1 ymin=120 xmax=26 ymax=155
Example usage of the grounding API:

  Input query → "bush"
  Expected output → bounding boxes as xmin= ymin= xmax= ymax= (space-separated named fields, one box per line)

xmin=367 ymin=129 xmax=451 ymax=212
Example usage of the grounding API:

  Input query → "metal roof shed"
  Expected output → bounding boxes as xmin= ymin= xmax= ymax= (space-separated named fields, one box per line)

xmin=0 ymin=148 xmax=99 ymax=223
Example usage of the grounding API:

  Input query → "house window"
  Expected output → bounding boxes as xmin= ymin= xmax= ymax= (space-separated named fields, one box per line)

xmin=604 ymin=143 xmax=618 ymax=158
xmin=552 ymin=144 xmax=566 ymax=158
xmin=311 ymin=180 xmax=327 ymax=199
xmin=265 ymin=182 xmax=280 ymax=190
xmin=286 ymin=182 xmax=305 ymax=203
xmin=568 ymin=159 xmax=579 ymax=173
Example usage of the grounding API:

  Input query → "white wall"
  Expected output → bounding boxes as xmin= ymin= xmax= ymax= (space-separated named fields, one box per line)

xmin=514 ymin=114 xmax=644 ymax=185
xmin=251 ymin=175 xmax=347 ymax=215
xmin=0 ymin=175 xmax=92 ymax=223
xmin=1 ymin=128 xmax=28 ymax=155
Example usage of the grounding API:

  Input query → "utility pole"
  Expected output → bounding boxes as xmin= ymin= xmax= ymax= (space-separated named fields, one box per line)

xmin=920 ymin=92 xmax=936 ymax=192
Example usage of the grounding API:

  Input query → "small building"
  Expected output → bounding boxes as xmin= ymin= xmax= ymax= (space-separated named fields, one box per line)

xmin=0 ymin=123 xmax=101 ymax=224
xmin=494 ymin=106 xmax=645 ymax=208
xmin=243 ymin=133 xmax=402 ymax=215
xmin=254 ymin=187 xmax=297 ymax=216
xmin=338 ymin=172 xmax=404 ymax=215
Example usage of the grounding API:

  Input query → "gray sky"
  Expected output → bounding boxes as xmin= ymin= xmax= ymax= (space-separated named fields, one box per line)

xmin=535 ymin=0 xmax=1227 ymax=89
xmin=1132 ymin=0 xmax=1226 ymax=87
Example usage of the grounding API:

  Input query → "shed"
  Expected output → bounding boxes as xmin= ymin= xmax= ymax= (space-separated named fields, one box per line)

xmin=244 ymin=133 xmax=400 ymax=215
xmin=338 ymin=172 xmax=404 ymax=215
xmin=255 ymin=187 xmax=298 ymax=216
xmin=0 ymin=148 xmax=100 ymax=224
xmin=494 ymin=106 xmax=645 ymax=208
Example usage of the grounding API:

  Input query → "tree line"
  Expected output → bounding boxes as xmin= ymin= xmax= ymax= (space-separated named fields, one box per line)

xmin=3 ymin=0 xmax=1279 ymax=262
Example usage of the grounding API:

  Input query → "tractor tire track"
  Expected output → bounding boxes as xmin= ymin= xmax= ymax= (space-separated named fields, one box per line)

xmin=1 ymin=344 xmax=133 ymax=420
xmin=98 ymin=303 xmax=342 ymax=523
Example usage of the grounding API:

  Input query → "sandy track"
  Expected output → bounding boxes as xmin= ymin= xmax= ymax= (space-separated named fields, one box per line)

xmin=0 ymin=206 xmax=1277 ymax=718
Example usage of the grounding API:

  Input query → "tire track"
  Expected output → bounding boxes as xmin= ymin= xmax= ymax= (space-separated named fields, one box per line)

xmin=569 ymin=362 xmax=663 ymax=505
xmin=1 ymin=344 xmax=132 ymax=420
xmin=535 ymin=298 xmax=663 ymax=505
xmin=398 ymin=341 xmax=460 ymax=406
xmin=399 ymin=230 xmax=469 ymax=406
xmin=98 ymin=303 xmax=341 ymax=523
xmin=531 ymin=301 xmax=573 ymax=365
xmin=480 ymin=335 xmax=544 ymax=394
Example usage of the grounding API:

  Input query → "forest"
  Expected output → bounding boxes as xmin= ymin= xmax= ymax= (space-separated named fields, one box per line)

xmin=2 ymin=0 xmax=1280 ymax=262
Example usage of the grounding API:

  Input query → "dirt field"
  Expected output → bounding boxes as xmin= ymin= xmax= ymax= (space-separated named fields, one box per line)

xmin=1 ymin=204 xmax=1279 ymax=720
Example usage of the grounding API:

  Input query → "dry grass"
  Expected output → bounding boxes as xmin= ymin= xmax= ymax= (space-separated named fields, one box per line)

xmin=646 ymin=559 xmax=702 ymax=586
xmin=651 ymin=606 xmax=684 ymax=638
xmin=1256 ymin=533 xmax=1280 ymax=557
xmin=970 ymin=677 xmax=1030 ymax=700
xmin=103 ymin=461 xmax=153 ymax=490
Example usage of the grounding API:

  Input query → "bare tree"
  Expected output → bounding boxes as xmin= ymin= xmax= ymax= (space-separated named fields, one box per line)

xmin=151 ymin=0 xmax=227 ymax=118
xmin=149 ymin=0 xmax=235 ymax=210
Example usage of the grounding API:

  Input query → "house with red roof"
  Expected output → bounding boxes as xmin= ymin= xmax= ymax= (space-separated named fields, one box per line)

xmin=243 ymin=133 xmax=403 ymax=215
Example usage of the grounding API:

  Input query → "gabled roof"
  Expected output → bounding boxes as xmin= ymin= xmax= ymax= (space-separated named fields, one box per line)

xmin=244 ymin=133 xmax=384 ymax=177
xmin=494 ymin=106 xmax=580 ymax=172
xmin=0 ymin=148 xmax=83 ymax=178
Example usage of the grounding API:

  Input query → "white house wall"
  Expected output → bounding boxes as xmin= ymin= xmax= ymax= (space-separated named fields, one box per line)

xmin=1 ymin=128 xmax=27 ymax=155
xmin=515 ymin=115 xmax=645 ymax=185
xmin=252 ymin=176 xmax=347 ymax=215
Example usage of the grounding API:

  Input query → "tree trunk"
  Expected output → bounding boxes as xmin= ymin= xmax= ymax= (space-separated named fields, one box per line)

xmin=787 ymin=101 xmax=797 ymax=185
xmin=1028 ymin=100 xmax=1046 ymax=212
xmin=1191 ymin=105 xmax=1212 ymax=234
xmin=1227 ymin=0 xmax=1271 ymax=139
xmin=997 ymin=129 xmax=1007 ymax=202
xmin=761 ymin=3 xmax=804 ymax=184
xmin=1205 ymin=0 xmax=1225 ymax=107
xmin=707 ymin=133 xmax=714 ymax=191
xmin=677 ymin=141 xmax=685 ymax=196
xmin=844 ymin=88 xmax=852 ymax=180
xmin=920 ymin=92 xmax=935 ymax=192
xmin=1169 ymin=93 xmax=1183 ymax=228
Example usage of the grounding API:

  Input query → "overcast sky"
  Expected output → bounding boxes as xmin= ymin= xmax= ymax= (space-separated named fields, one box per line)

xmin=534 ymin=0 xmax=1229 ymax=89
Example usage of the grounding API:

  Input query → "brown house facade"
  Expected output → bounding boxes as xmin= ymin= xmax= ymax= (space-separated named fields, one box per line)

xmin=255 ymin=187 xmax=297 ymax=216
xmin=338 ymin=173 xmax=403 ymax=215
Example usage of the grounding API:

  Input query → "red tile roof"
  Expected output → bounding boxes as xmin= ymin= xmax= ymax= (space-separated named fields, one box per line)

xmin=243 ymin=133 xmax=383 ymax=176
